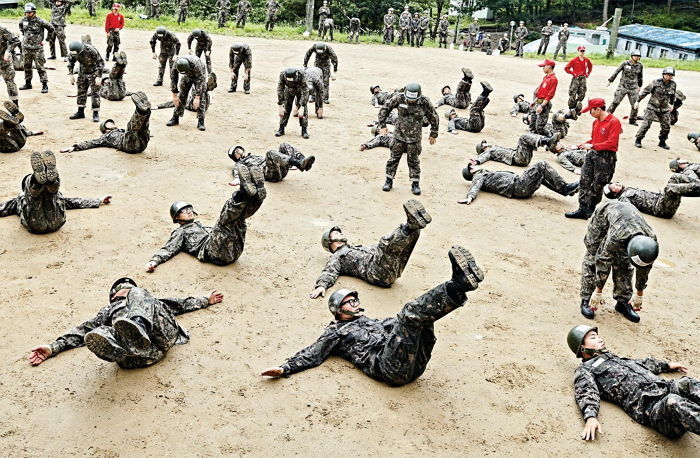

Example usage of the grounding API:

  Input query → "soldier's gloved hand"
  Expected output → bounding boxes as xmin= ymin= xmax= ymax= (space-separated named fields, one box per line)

xmin=574 ymin=168 xmax=581 ymax=175
xmin=69 ymin=75 xmax=75 ymax=85
xmin=310 ymin=286 xmax=326 ymax=299
xmin=95 ymin=77 xmax=101 ymax=86
xmin=581 ymin=417 xmax=602 ymax=441
xmin=100 ymin=195 xmax=112 ymax=205
xmin=278 ymin=105 xmax=284 ymax=117
xmin=630 ymin=292 xmax=643 ymax=311
xmin=589 ymin=291 xmax=605 ymax=311
xmin=152 ymin=53 xmax=157 ymax=59
xmin=260 ymin=366 xmax=284 ymax=377
xmin=145 ymin=261 xmax=157 ymax=272
xmin=29 ymin=345 xmax=52 ymax=366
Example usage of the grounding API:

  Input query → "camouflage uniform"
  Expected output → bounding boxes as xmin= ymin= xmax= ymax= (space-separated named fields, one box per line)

xmin=0 ymin=26 xmax=20 ymax=103
xmin=383 ymin=13 xmax=395 ymax=44
xmin=669 ymin=90 xmax=685 ymax=126
xmin=150 ymin=30 xmax=181 ymax=86
xmin=172 ymin=56 xmax=206 ymax=122
xmin=538 ymin=24 xmax=554 ymax=55
xmin=547 ymin=109 xmax=570 ymax=138
xmin=436 ymin=78 xmax=471 ymax=109
xmin=372 ymin=89 xmax=391 ymax=107
xmin=419 ymin=14 xmax=430 ymax=46
xmin=236 ymin=0 xmax=251 ymax=27
xmin=607 ymin=59 xmax=643 ymax=123
xmin=177 ymin=0 xmax=189 ymax=24
xmin=304 ymin=66 xmax=324 ymax=113
xmin=218 ymin=0 xmax=230 ymax=27
xmin=481 ymin=35 xmax=492 ymax=54
xmin=0 ymin=173 xmax=100 ymax=234
xmin=466 ymin=23 xmax=479 ymax=51
xmin=574 ymin=352 xmax=700 ymax=438
xmin=150 ymin=0 xmax=160 ymax=18
xmin=303 ymin=44 xmax=337 ymax=103
xmin=438 ymin=18 xmax=448 ymax=48
xmin=618 ymin=174 xmax=700 ymax=219
xmin=317 ymin=4 xmax=330 ymax=33
xmin=580 ymin=200 xmax=655 ymax=302
xmin=410 ymin=15 xmax=421 ymax=47
xmin=68 ymin=43 xmax=105 ymax=113
xmin=280 ymin=281 xmax=470 ymax=386
xmin=229 ymin=43 xmax=252 ymax=93
xmin=398 ymin=10 xmax=411 ymax=46
xmin=556 ymin=148 xmax=586 ymax=172
xmin=465 ymin=161 xmax=574 ymax=202
xmin=18 ymin=14 xmax=54 ymax=85
xmin=635 ymin=78 xmax=676 ymax=143
xmin=681 ymin=163 xmax=700 ymax=180
xmin=265 ymin=0 xmax=280 ymax=31
xmin=514 ymin=25 xmax=528 ymax=57
xmin=362 ymin=131 xmax=394 ymax=150
xmin=475 ymin=133 xmax=545 ymax=167
xmin=379 ymin=93 xmax=439 ymax=184
xmin=511 ymin=99 xmax=530 ymax=116
xmin=99 ymin=54 xmax=128 ymax=101
xmin=156 ymin=71 xmax=216 ymax=112
xmin=235 ymin=143 xmax=310 ymax=182
xmin=187 ymin=30 xmax=213 ymax=72
xmin=277 ymin=69 xmax=309 ymax=133
xmin=72 ymin=100 xmax=151 ymax=154
xmin=0 ymin=112 xmax=37 ymax=153
xmin=498 ymin=35 xmax=510 ymax=53
xmin=553 ymin=27 xmax=569 ymax=60
xmin=150 ymin=190 xmax=265 ymax=267
xmin=446 ymin=92 xmax=490 ymax=133
xmin=47 ymin=287 xmax=212 ymax=369
xmin=48 ymin=0 xmax=71 ymax=58
xmin=86 ymin=0 xmax=95 ymax=16
xmin=348 ymin=18 xmax=361 ymax=43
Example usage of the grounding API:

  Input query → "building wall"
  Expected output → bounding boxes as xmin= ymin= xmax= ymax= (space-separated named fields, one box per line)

xmin=615 ymin=38 xmax=698 ymax=61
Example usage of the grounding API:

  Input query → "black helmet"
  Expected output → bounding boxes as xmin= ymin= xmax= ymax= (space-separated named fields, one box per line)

xmin=284 ymin=67 xmax=299 ymax=81
xmin=232 ymin=42 xmax=243 ymax=54
xmin=370 ymin=85 xmax=380 ymax=94
xmin=328 ymin=289 xmax=358 ymax=316
xmin=475 ymin=140 xmax=487 ymax=155
xmin=191 ymin=29 xmax=202 ymax=37
xmin=567 ymin=324 xmax=597 ymax=357
xmin=404 ymin=82 xmax=422 ymax=101
xmin=227 ymin=145 xmax=245 ymax=161
xmin=176 ymin=58 xmax=191 ymax=73
xmin=24 ymin=2 xmax=37 ymax=12
xmin=68 ymin=41 xmax=84 ymax=55
xmin=462 ymin=166 xmax=473 ymax=181
xmin=627 ymin=235 xmax=659 ymax=268
xmin=109 ymin=277 xmax=137 ymax=302
xmin=513 ymin=93 xmax=524 ymax=103
xmin=687 ymin=132 xmax=699 ymax=143
xmin=321 ymin=226 xmax=346 ymax=252
xmin=170 ymin=200 xmax=193 ymax=223
xmin=156 ymin=26 xmax=166 ymax=35
xmin=444 ymin=109 xmax=456 ymax=120
xmin=99 ymin=118 xmax=115 ymax=134
xmin=314 ymin=42 xmax=327 ymax=53
xmin=669 ymin=158 xmax=687 ymax=173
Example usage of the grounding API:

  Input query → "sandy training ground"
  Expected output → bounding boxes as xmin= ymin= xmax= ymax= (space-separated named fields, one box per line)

xmin=1 ymin=21 xmax=699 ymax=456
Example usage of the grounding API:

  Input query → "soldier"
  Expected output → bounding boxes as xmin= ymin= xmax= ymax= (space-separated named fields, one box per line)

xmin=419 ymin=11 xmax=430 ymax=46
xmin=318 ymin=0 xmax=331 ymax=35
xmin=0 ymin=100 xmax=43 ymax=153
xmin=466 ymin=19 xmax=479 ymax=51
xmin=444 ymin=82 xmax=493 ymax=135
xmin=265 ymin=0 xmax=280 ymax=31
xmin=67 ymin=41 xmax=104 ymax=123
xmin=511 ymin=93 xmax=530 ymax=117
xmin=99 ymin=51 xmax=128 ymax=101
xmin=634 ymin=67 xmax=676 ymax=150
xmin=303 ymin=42 xmax=337 ymax=104
xmin=150 ymin=27 xmax=181 ymax=87
xmin=153 ymin=71 xmax=216 ymax=113
xmin=553 ymin=23 xmax=569 ymax=60
xmin=378 ymin=83 xmax=438 ymax=195
xmin=530 ymin=59 xmax=558 ymax=135
xmin=276 ymin=67 xmax=309 ymax=139
xmin=29 ymin=278 xmax=224 ymax=369
xmin=438 ymin=15 xmax=449 ymax=49
xmin=481 ymin=34 xmax=492 ymax=54
xmin=177 ymin=0 xmax=189 ymax=24
xmin=607 ymin=50 xmax=643 ymax=125
xmin=458 ymin=160 xmax=579 ymax=205
xmin=687 ymin=133 xmax=700 ymax=152
xmin=551 ymin=143 xmax=587 ymax=174
xmin=566 ymin=98 xmax=621 ymax=219
xmin=669 ymin=158 xmax=700 ymax=180
xmin=0 ymin=26 xmax=20 ymax=107
xmin=150 ymin=0 xmax=160 ymax=19
xmin=538 ymin=20 xmax=553 ymax=55
xmin=578 ymin=200 xmax=658 ymax=322
xmin=398 ymin=5 xmax=411 ymax=46
xmin=410 ymin=13 xmax=421 ymax=47
xmin=263 ymin=245 xmax=484 ymax=386
xmin=604 ymin=177 xmax=700 ymax=219
xmin=60 ymin=92 xmax=152 ymax=155
xmin=104 ymin=3 xmax=124 ymax=62
xmin=514 ymin=21 xmax=528 ymax=57
xmin=0 ymin=150 xmax=111 ymax=234
xmin=166 ymin=57 xmax=207 ymax=131
xmin=228 ymin=42 xmax=252 ymax=94
xmin=469 ymin=132 xmax=560 ymax=167
xmin=48 ymin=0 xmax=71 ymax=60
xmin=523 ymin=108 xmax=572 ymax=138
xmin=304 ymin=66 xmax=324 ymax=118
xmin=236 ymin=0 xmax=251 ymax=28
xmin=498 ymin=33 xmax=509 ymax=54
xmin=383 ymin=8 xmax=396 ymax=45
xmin=360 ymin=126 xmax=394 ymax=151
xmin=310 ymin=200 xmax=432 ymax=297
xmin=18 ymin=3 xmax=54 ymax=94
xmin=568 ymin=325 xmax=699 ymax=440
xmin=146 ymin=165 xmax=265 ymax=270
xmin=370 ymin=85 xmax=391 ymax=107
xmin=187 ymin=29 xmax=212 ymax=73
xmin=227 ymin=143 xmax=314 ymax=183
xmin=86 ymin=0 xmax=95 ymax=16
xmin=217 ymin=0 xmax=231 ymax=28
xmin=564 ymin=46 xmax=592 ymax=116
xmin=669 ymin=89 xmax=685 ymax=126
xmin=348 ymin=17 xmax=361 ymax=43
xmin=435 ymin=68 xmax=473 ymax=109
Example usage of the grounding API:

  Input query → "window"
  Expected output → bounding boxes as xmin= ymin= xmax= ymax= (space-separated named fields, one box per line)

xmin=635 ymin=42 xmax=642 ymax=50
xmin=660 ymin=49 xmax=668 ymax=58
xmin=624 ymin=40 xmax=631 ymax=51
xmin=679 ymin=53 xmax=688 ymax=60
xmin=646 ymin=46 xmax=654 ymax=57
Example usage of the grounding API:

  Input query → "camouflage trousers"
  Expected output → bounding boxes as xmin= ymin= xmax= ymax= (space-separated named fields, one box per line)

xmin=279 ymin=90 xmax=308 ymax=130
xmin=625 ymin=174 xmax=700 ymax=219
xmin=412 ymin=30 xmax=423 ymax=47
xmin=0 ymin=61 xmax=18 ymax=101
xmin=608 ymin=85 xmax=640 ymax=122
xmin=647 ymin=377 xmax=700 ymax=438
xmin=553 ymin=40 xmax=567 ymax=60
xmin=465 ymin=34 xmax=476 ymax=51
xmin=230 ymin=57 xmax=251 ymax=92
xmin=537 ymin=36 xmax=550 ymax=55
xmin=454 ymin=78 xmax=471 ymax=109
xmin=438 ymin=32 xmax=447 ymax=48
xmin=348 ymin=26 xmax=360 ymax=42
xmin=156 ymin=53 xmax=176 ymax=85
xmin=365 ymin=224 xmax=422 ymax=287
xmin=0 ymin=118 xmax=32 ymax=153
xmin=150 ymin=3 xmax=160 ymax=18
xmin=195 ymin=46 xmax=212 ymax=73
xmin=363 ymin=133 xmax=394 ymax=150
xmin=578 ymin=149 xmax=617 ymax=213
xmin=529 ymin=101 xmax=551 ymax=135
xmin=175 ymin=75 xmax=206 ymax=120
xmin=636 ymin=108 xmax=671 ymax=142
xmin=49 ymin=24 xmax=67 ymax=58
xmin=319 ymin=64 xmax=332 ymax=102
xmin=476 ymin=133 xmax=540 ymax=167
xmin=77 ymin=72 xmax=101 ymax=110
xmin=266 ymin=13 xmax=277 ymax=31
xmin=580 ymin=249 xmax=633 ymax=302
xmin=511 ymin=100 xmax=530 ymax=116
xmin=398 ymin=28 xmax=410 ymax=45
xmin=511 ymin=161 xmax=570 ymax=198
xmin=99 ymin=62 xmax=127 ymax=101
xmin=236 ymin=12 xmax=248 ymax=27
xmin=453 ymin=93 xmax=489 ymax=133
xmin=568 ymin=76 xmax=587 ymax=111
xmin=23 ymin=48 xmax=48 ymax=83
xmin=384 ymin=27 xmax=394 ymax=44
xmin=87 ymin=0 xmax=95 ymax=15
xmin=121 ymin=107 xmax=151 ymax=154
xmin=377 ymin=281 xmax=467 ymax=386
xmin=198 ymin=192 xmax=264 ymax=265
xmin=218 ymin=9 xmax=228 ymax=28
xmin=515 ymin=39 xmax=525 ymax=57
xmin=177 ymin=6 xmax=188 ymax=23
xmin=262 ymin=143 xmax=305 ymax=182
xmin=386 ymin=139 xmax=421 ymax=182
xmin=19 ymin=174 xmax=66 ymax=234
xmin=106 ymin=30 xmax=120 ymax=57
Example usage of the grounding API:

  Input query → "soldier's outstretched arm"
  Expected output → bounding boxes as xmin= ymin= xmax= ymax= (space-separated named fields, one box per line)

xmin=608 ymin=62 xmax=624 ymax=83
xmin=330 ymin=47 xmax=338 ymax=71
xmin=378 ymin=95 xmax=399 ymax=129
xmin=160 ymin=290 xmax=222 ymax=315
xmin=276 ymin=72 xmax=286 ymax=105
xmin=633 ymin=265 xmax=652 ymax=296
xmin=638 ymin=81 xmax=653 ymax=102
xmin=314 ymin=256 xmax=341 ymax=295
xmin=63 ymin=196 xmax=106 ymax=209
xmin=426 ymin=102 xmax=439 ymax=141
xmin=573 ymin=365 xmax=602 ymax=440
xmin=631 ymin=357 xmax=672 ymax=374
xmin=460 ymin=172 xmax=484 ymax=204
xmin=147 ymin=228 xmax=185 ymax=271
xmin=149 ymin=34 xmax=157 ymax=53
xmin=64 ymin=135 xmax=111 ymax=152
xmin=261 ymin=326 xmax=340 ymax=377
xmin=186 ymin=34 xmax=194 ymax=49
xmin=0 ymin=197 xmax=20 ymax=217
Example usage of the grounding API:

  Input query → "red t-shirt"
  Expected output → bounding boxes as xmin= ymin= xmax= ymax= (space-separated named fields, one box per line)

xmin=564 ymin=57 xmax=593 ymax=78
xmin=105 ymin=13 xmax=124 ymax=33
xmin=585 ymin=113 xmax=622 ymax=152
xmin=535 ymin=73 xmax=558 ymax=101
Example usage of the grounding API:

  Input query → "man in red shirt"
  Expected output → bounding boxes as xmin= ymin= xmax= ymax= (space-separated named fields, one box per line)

xmin=530 ymin=59 xmax=558 ymax=135
xmin=105 ymin=3 xmax=124 ymax=62
xmin=564 ymin=46 xmax=593 ymax=117
xmin=566 ymin=98 xmax=622 ymax=219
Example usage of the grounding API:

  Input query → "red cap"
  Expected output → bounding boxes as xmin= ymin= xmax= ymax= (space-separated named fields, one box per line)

xmin=581 ymin=98 xmax=606 ymax=113
xmin=538 ymin=59 xmax=556 ymax=68
xmin=577 ymin=45 xmax=586 ymax=52
xmin=112 ymin=3 xmax=121 ymax=8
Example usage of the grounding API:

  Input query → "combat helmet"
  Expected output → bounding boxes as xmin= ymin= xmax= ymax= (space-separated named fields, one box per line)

xmin=567 ymin=324 xmax=597 ymax=357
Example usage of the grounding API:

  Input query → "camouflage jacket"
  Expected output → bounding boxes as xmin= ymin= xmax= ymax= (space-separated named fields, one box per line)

xmin=420 ymin=16 xmax=430 ymax=30
xmin=281 ymin=315 xmax=398 ymax=381
xmin=187 ymin=31 xmax=212 ymax=51
xmin=379 ymin=93 xmax=438 ymax=143
xmin=0 ymin=194 xmax=99 ymax=225
xmin=349 ymin=18 xmax=360 ymax=29
xmin=171 ymin=55 xmax=206 ymax=96
xmin=68 ymin=43 xmax=104 ymax=76
xmin=304 ymin=67 xmax=324 ymax=96
xmin=475 ymin=145 xmax=521 ymax=165
xmin=50 ymin=1 xmax=72 ymax=26
xmin=399 ymin=11 xmax=411 ymax=29
xmin=266 ymin=0 xmax=279 ymax=13
xmin=468 ymin=23 xmax=479 ymax=35
xmin=682 ymin=164 xmax=700 ymax=180
xmin=584 ymin=201 xmax=655 ymax=292
xmin=318 ymin=6 xmax=330 ymax=19
xmin=609 ymin=59 xmax=643 ymax=89
xmin=540 ymin=25 xmax=554 ymax=37
xmin=515 ymin=26 xmax=528 ymax=39
xmin=372 ymin=91 xmax=391 ymax=107
xmin=315 ymin=244 xmax=377 ymax=289
xmin=229 ymin=43 xmax=252 ymax=67
xmin=557 ymin=148 xmax=586 ymax=172
xmin=303 ymin=45 xmax=338 ymax=71
xmin=218 ymin=0 xmax=230 ymax=9
xmin=72 ymin=129 xmax=130 ymax=152
xmin=438 ymin=19 xmax=449 ymax=34
xmin=574 ymin=352 xmax=671 ymax=423
xmin=49 ymin=288 xmax=210 ymax=356
xmin=277 ymin=70 xmax=309 ymax=106
xmin=558 ymin=28 xmax=569 ymax=41
xmin=619 ymin=186 xmax=679 ymax=219
xmin=436 ymin=94 xmax=457 ymax=108
xmin=466 ymin=169 xmax=516 ymax=201
xmin=411 ymin=17 xmax=421 ymax=32
xmin=236 ymin=154 xmax=266 ymax=176
xmin=0 ymin=25 xmax=20 ymax=58
xmin=237 ymin=0 xmax=251 ymax=14
xmin=18 ymin=15 xmax=54 ymax=50
xmin=383 ymin=13 xmax=395 ymax=28
xmin=150 ymin=221 xmax=213 ymax=266
xmin=639 ymin=78 xmax=676 ymax=112
xmin=150 ymin=30 xmax=181 ymax=55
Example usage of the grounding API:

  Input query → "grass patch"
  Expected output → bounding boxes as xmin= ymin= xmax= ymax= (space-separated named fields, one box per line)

xmin=522 ymin=52 xmax=700 ymax=72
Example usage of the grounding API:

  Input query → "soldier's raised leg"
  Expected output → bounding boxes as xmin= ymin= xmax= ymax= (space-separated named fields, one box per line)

xmin=454 ymin=68 xmax=473 ymax=109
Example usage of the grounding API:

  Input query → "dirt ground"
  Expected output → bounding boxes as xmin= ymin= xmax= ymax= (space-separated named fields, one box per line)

xmin=1 ymin=21 xmax=699 ymax=456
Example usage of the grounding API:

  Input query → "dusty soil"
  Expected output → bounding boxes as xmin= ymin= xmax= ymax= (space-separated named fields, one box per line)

xmin=1 ymin=21 xmax=699 ymax=456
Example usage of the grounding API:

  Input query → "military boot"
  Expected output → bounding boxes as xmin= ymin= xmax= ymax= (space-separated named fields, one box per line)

xmin=113 ymin=317 xmax=151 ymax=349
xmin=42 ymin=150 xmax=58 ymax=183
xmin=131 ymin=91 xmax=151 ymax=113
xmin=70 ymin=107 xmax=85 ymax=119
xmin=658 ymin=139 xmax=670 ymax=150
xmin=153 ymin=80 xmax=163 ymax=87
xmin=92 ymin=110 xmax=99 ymax=122
xmin=629 ymin=118 xmax=638 ymax=126
xmin=237 ymin=164 xmax=267 ymax=200
xmin=41 ymin=82 xmax=48 ymax=93
xmin=615 ymin=300 xmax=640 ymax=323
xmin=565 ymin=207 xmax=591 ymax=219
xmin=166 ymin=114 xmax=179 ymax=126
xmin=301 ymin=127 xmax=309 ymax=139
xmin=480 ymin=81 xmax=493 ymax=96
xmin=0 ymin=109 xmax=20 ymax=126
xmin=382 ymin=177 xmax=393 ymax=192
xmin=580 ymin=299 xmax=595 ymax=319
xmin=19 ymin=80 xmax=32 ymax=90
xmin=290 ymin=154 xmax=315 ymax=171
xmin=85 ymin=328 xmax=128 ymax=362
xmin=275 ymin=126 xmax=285 ymax=137
xmin=461 ymin=67 xmax=473 ymax=81
xmin=411 ymin=181 xmax=421 ymax=195
xmin=562 ymin=181 xmax=580 ymax=196
xmin=540 ymin=131 xmax=561 ymax=151
xmin=568 ymin=107 xmax=578 ymax=121
xmin=448 ymin=245 xmax=484 ymax=292
xmin=228 ymin=85 xmax=236 ymax=93
xmin=634 ymin=138 xmax=642 ymax=148
xmin=105 ymin=51 xmax=110 ymax=60
xmin=403 ymin=199 xmax=432 ymax=230
xmin=197 ymin=118 xmax=206 ymax=131
xmin=30 ymin=151 xmax=47 ymax=184
xmin=4 ymin=100 xmax=20 ymax=115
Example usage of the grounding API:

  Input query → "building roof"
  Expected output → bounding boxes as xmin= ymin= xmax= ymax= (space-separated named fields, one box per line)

xmin=618 ymin=24 xmax=700 ymax=51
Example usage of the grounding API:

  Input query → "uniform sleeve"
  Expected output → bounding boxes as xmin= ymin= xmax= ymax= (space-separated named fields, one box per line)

xmin=303 ymin=47 xmax=313 ymax=67
xmin=466 ymin=172 xmax=485 ymax=201
xmin=67 ymin=54 xmax=76 ymax=74
xmin=424 ymin=100 xmax=439 ymax=138
xmin=298 ymin=75 xmax=309 ymax=106
xmin=150 ymin=33 xmax=157 ymax=52
xmin=608 ymin=62 xmax=624 ymax=83
xmin=638 ymin=64 xmax=643 ymax=88
xmin=73 ymin=135 xmax=109 ymax=151
xmin=194 ymin=62 xmax=206 ymax=96
xmin=49 ymin=304 xmax=112 ymax=356
xmin=0 ymin=196 xmax=20 ymax=217
xmin=174 ymin=35 xmax=181 ymax=55
xmin=186 ymin=34 xmax=194 ymax=49
xmin=378 ymin=95 xmax=399 ymax=128
xmin=43 ymin=19 xmax=55 ymax=37
xmin=280 ymin=326 xmax=340 ymax=376
xmin=574 ymin=365 xmax=600 ymax=420
xmin=150 ymin=228 xmax=184 ymax=266
xmin=206 ymin=35 xmax=212 ymax=51
xmin=229 ymin=47 xmax=234 ymax=67
xmin=632 ymin=357 xmax=670 ymax=374
xmin=447 ymin=117 xmax=457 ymax=132
xmin=315 ymin=254 xmax=341 ymax=289
xmin=276 ymin=72 xmax=285 ymax=105
xmin=170 ymin=65 xmax=180 ymax=93
xmin=634 ymin=265 xmax=652 ymax=292
xmin=63 ymin=197 xmax=101 ymax=209
xmin=638 ymin=81 xmax=653 ymax=102
xmin=558 ymin=152 xmax=578 ymax=172
xmin=160 ymin=296 xmax=210 ymax=315
xmin=330 ymin=47 xmax=338 ymax=71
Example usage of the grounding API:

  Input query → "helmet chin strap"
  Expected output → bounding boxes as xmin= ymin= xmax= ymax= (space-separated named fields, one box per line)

xmin=581 ymin=347 xmax=608 ymax=357
xmin=339 ymin=308 xmax=364 ymax=317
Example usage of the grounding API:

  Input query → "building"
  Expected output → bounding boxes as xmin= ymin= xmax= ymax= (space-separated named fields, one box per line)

xmin=616 ymin=24 xmax=700 ymax=61
xmin=524 ymin=26 xmax=610 ymax=54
